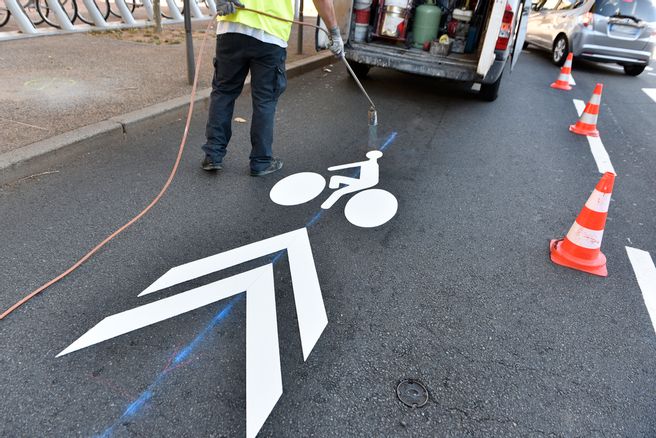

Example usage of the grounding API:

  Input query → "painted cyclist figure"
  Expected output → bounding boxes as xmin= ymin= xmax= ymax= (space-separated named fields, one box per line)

xmin=201 ymin=0 xmax=345 ymax=176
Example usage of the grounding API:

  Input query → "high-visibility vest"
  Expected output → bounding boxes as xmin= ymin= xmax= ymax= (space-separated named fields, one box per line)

xmin=218 ymin=0 xmax=295 ymax=42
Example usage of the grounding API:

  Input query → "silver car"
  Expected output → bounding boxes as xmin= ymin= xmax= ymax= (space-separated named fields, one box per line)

xmin=526 ymin=0 xmax=656 ymax=75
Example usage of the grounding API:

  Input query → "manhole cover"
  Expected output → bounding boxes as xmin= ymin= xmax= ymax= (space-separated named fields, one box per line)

xmin=396 ymin=379 xmax=429 ymax=408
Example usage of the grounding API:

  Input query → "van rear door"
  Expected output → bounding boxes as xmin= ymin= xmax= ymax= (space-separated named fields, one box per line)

xmin=477 ymin=0 xmax=509 ymax=76
xmin=315 ymin=0 xmax=353 ymax=51
xmin=511 ymin=0 xmax=531 ymax=70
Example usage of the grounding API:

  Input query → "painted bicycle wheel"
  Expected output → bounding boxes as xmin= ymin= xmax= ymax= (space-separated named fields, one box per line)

xmin=270 ymin=172 xmax=327 ymax=206
xmin=344 ymin=189 xmax=398 ymax=228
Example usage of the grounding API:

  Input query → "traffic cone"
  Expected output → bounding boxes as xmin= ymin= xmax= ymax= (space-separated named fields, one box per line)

xmin=550 ymin=172 xmax=615 ymax=277
xmin=550 ymin=53 xmax=574 ymax=91
xmin=570 ymin=83 xmax=603 ymax=137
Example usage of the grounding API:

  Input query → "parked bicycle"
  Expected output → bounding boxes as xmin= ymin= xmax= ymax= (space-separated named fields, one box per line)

xmin=1 ymin=1 xmax=10 ymax=27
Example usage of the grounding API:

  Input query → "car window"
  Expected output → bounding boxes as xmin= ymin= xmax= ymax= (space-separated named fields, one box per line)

xmin=592 ymin=0 xmax=656 ymax=22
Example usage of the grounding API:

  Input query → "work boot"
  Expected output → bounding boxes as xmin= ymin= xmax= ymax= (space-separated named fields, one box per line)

xmin=201 ymin=156 xmax=223 ymax=171
xmin=250 ymin=158 xmax=283 ymax=177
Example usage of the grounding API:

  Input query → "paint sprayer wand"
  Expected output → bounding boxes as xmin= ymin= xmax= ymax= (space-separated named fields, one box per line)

xmin=239 ymin=6 xmax=379 ymax=149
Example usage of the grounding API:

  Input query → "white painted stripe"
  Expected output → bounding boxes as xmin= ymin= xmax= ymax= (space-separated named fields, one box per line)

xmin=646 ymin=66 xmax=654 ymax=71
xmin=573 ymin=99 xmax=616 ymax=175
xmin=584 ymin=189 xmax=611 ymax=213
xmin=648 ymin=72 xmax=656 ymax=77
xmin=643 ymin=88 xmax=656 ymax=103
xmin=566 ymin=221 xmax=604 ymax=249
xmin=626 ymin=247 xmax=656 ymax=334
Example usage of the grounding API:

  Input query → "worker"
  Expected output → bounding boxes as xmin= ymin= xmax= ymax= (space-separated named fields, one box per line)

xmin=201 ymin=0 xmax=344 ymax=176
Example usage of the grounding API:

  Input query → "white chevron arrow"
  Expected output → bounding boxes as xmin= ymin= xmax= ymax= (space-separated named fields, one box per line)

xmin=58 ymin=227 xmax=327 ymax=438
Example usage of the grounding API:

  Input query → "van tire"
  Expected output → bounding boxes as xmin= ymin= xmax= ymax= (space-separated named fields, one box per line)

xmin=349 ymin=61 xmax=371 ymax=79
xmin=552 ymin=35 xmax=568 ymax=66
xmin=623 ymin=64 xmax=645 ymax=76
xmin=479 ymin=73 xmax=502 ymax=102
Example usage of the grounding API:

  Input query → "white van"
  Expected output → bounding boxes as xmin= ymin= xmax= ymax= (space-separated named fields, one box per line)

xmin=317 ymin=0 xmax=530 ymax=100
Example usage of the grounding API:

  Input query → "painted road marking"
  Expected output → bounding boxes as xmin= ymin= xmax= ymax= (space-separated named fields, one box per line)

xmin=646 ymin=66 xmax=654 ymax=71
xmin=626 ymin=247 xmax=656 ymax=334
xmin=573 ymin=99 xmax=616 ymax=175
xmin=649 ymin=73 xmax=656 ymax=77
xmin=642 ymin=88 xmax=656 ymax=103
xmin=89 ymin=132 xmax=399 ymax=437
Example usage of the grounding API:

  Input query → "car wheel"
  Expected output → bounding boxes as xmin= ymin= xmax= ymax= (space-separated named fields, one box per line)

xmin=552 ymin=35 xmax=568 ymax=66
xmin=623 ymin=64 xmax=645 ymax=76
xmin=479 ymin=73 xmax=503 ymax=102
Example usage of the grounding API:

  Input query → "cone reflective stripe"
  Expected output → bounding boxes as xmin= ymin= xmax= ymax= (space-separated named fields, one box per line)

xmin=551 ymin=53 xmax=574 ymax=91
xmin=550 ymin=172 xmax=615 ymax=277
xmin=570 ymin=83 xmax=603 ymax=137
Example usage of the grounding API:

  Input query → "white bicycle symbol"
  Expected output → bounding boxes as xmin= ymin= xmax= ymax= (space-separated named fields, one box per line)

xmin=269 ymin=151 xmax=398 ymax=228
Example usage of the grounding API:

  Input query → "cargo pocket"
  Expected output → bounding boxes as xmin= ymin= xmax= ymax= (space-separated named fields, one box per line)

xmin=273 ymin=65 xmax=287 ymax=99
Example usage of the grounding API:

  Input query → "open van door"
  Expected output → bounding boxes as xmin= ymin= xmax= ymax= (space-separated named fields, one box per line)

xmin=511 ymin=0 xmax=530 ymax=70
xmin=315 ymin=0 xmax=353 ymax=51
xmin=477 ymin=0 xmax=508 ymax=76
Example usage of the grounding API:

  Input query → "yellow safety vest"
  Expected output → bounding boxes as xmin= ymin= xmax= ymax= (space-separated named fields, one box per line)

xmin=218 ymin=0 xmax=295 ymax=42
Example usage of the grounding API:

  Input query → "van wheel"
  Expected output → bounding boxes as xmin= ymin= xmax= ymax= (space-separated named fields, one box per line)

xmin=479 ymin=73 xmax=502 ymax=102
xmin=552 ymin=35 xmax=568 ymax=66
xmin=623 ymin=64 xmax=645 ymax=76
xmin=349 ymin=61 xmax=370 ymax=79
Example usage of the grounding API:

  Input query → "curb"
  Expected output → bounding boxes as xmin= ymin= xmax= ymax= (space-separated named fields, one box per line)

xmin=0 ymin=51 xmax=333 ymax=186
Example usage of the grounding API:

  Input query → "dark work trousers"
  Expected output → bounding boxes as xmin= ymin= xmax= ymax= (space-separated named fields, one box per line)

xmin=202 ymin=32 xmax=287 ymax=172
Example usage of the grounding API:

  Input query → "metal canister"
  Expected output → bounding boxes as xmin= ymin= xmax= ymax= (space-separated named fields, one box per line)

xmin=381 ymin=5 xmax=407 ymax=37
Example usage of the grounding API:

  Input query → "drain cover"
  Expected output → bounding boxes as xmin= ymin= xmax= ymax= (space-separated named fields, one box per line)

xmin=396 ymin=379 xmax=429 ymax=408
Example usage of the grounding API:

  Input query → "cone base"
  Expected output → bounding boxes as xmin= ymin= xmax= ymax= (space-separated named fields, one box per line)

xmin=550 ymin=239 xmax=608 ymax=277
xmin=569 ymin=124 xmax=599 ymax=137
xmin=551 ymin=82 xmax=572 ymax=91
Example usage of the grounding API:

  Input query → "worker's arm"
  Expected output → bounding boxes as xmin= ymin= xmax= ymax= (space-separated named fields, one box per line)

xmin=312 ymin=0 xmax=344 ymax=58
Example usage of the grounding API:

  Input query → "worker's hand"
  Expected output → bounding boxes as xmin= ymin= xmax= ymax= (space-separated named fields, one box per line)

xmin=216 ymin=0 xmax=244 ymax=16
xmin=328 ymin=26 xmax=344 ymax=58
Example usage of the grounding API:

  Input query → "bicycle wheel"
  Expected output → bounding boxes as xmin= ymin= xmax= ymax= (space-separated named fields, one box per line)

xmin=109 ymin=0 xmax=136 ymax=19
xmin=36 ymin=0 xmax=77 ymax=27
xmin=77 ymin=0 xmax=109 ymax=24
xmin=19 ymin=0 xmax=45 ymax=25
xmin=0 ymin=4 xmax=10 ymax=27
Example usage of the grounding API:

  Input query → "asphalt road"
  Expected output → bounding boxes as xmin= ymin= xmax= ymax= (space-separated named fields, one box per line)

xmin=1 ymin=48 xmax=655 ymax=437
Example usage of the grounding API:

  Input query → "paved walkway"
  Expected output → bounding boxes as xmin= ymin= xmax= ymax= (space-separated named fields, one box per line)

xmin=0 ymin=17 xmax=321 ymax=155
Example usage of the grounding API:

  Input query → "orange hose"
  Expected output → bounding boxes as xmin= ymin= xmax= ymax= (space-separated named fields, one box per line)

xmin=0 ymin=19 xmax=215 ymax=320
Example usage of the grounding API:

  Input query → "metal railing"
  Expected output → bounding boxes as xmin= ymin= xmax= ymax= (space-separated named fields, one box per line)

xmin=0 ymin=0 xmax=216 ymax=39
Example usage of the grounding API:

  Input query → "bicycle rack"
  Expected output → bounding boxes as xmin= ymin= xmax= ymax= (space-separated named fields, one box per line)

xmin=0 ymin=0 xmax=220 ymax=40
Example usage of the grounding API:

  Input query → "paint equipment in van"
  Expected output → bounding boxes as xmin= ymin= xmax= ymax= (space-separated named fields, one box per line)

xmin=413 ymin=0 xmax=442 ymax=49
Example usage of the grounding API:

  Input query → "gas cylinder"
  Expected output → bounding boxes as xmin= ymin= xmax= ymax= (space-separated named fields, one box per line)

xmin=412 ymin=0 xmax=442 ymax=49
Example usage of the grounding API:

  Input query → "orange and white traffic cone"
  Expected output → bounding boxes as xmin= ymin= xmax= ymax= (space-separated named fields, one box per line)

xmin=570 ymin=83 xmax=603 ymax=137
xmin=550 ymin=53 xmax=574 ymax=91
xmin=550 ymin=172 xmax=615 ymax=277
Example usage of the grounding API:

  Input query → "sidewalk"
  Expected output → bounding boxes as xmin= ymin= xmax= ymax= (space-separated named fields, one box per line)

xmin=0 ymin=17 xmax=325 ymax=157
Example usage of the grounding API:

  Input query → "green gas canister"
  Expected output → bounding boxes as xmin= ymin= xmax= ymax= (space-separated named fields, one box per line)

xmin=412 ymin=0 xmax=442 ymax=49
